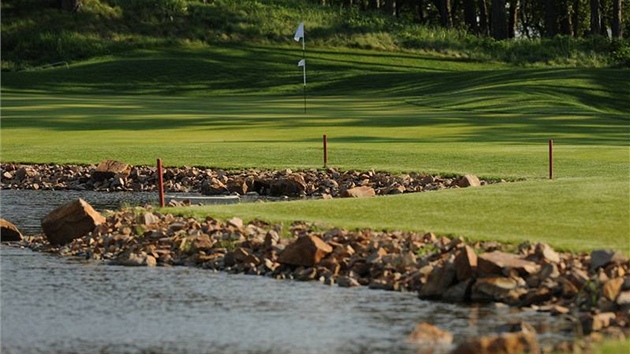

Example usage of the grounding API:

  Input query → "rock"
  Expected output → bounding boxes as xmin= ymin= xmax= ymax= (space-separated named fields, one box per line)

xmin=201 ymin=178 xmax=227 ymax=195
xmin=341 ymin=186 xmax=376 ymax=198
xmin=602 ymin=278 xmax=624 ymax=302
xmin=0 ymin=218 xmax=23 ymax=241
xmin=184 ymin=235 xmax=214 ymax=252
xmin=41 ymin=199 xmax=106 ymax=245
xmin=616 ymin=291 xmax=630 ymax=307
xmin=477 ymin=251 xmax=540 ymax=277
xmin=407 ymin=322 xmax=453 ymax=346
xmin=92 ymin=159 xmax=131 ymax=182
xmin=452 ymin=321 xmax=539 ymax=354
xmin=454 ymin=245 xmax=477 ymax=281
xmin=471 ymin=276 xmax=520 ymax=303
xmin=581 ymin=312 xmax=616 ymax=334
xmin=115 ymin=252 xmax=156 ymax=267
xmin=419 ymin=262 xmax=456 ymax=299
xmin=530 ymin=243 xmax=561 ymax=264
xmin=337 ymin=275 xmax=361 ymax=287
xmin=226 ymin=178 xmax=248 ymax=195
xmin=140 ymin=212 xmax=161 ymax=225
xmin=227 ymin=217 xmax=243 ymax=229
xmin=443 ymin=279 xmax=473 ymax=303
xmin=590 ymin=249 xmax=628 ymax=271
xmin=278 ymin=235 xmax=332 ymax=267
xmin=457 ymin=174 xmax=480 ymax=188
xmin=270 ymin=174 xmax=307 ymax=196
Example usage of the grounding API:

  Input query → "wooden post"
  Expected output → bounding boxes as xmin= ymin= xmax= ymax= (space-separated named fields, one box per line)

xmin=323 ymin=134 xmax=328 ymax=168
xmin=157 ymin=158 xmax=165 ymax=207
xmin=549 ymin=139 xmax=553 ymax=180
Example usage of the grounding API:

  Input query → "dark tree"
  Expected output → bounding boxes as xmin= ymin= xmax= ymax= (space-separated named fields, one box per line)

xmin=611 ymin=0 xmax=622 ymax=38
xmin=433 ymin=0 xmax=453 ymax=27
xmin=463 ymin=0 xmax=478 ymax=32
xmin=590 ymin=0 xmax=602 ymax=34
xmin=478 ymin=0 xmax=490 ymax=35
xmin=491 ymin=0 xmax=508 ymax=39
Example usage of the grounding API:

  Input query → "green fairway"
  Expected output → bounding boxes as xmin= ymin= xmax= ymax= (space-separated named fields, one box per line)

xmin=1 ymin=45 xmax=629 ymax=254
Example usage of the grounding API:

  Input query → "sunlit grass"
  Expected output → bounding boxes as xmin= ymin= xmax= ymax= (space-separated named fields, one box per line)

xmin=1 ymin=45 xmax=628 ymax=254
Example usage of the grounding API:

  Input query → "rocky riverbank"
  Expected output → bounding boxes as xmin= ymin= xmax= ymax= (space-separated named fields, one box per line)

xmin=8 ymin=201 xmax=630 ymax=354
xmin=0 ymin=162 xmax=499 ymax=198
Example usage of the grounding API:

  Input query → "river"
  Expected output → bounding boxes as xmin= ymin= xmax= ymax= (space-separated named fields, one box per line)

xmin=0 ymin=190 xmax=572 ymax=353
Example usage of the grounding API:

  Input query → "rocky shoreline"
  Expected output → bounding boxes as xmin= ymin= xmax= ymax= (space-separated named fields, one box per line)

xmin=0 ymin=162 xmax=499 ymax=198
xmin=2 ymin=162 xmax=629 ymax=353
xmin=3 ymin=202 xmax=628 ymax=354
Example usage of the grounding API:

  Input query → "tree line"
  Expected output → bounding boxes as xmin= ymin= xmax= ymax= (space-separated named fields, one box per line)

xmin=311 ymin=0 xmax=626 ymax=39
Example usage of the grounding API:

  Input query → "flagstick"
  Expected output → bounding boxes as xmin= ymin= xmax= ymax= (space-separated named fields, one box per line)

xmin=302 ymin=31 xmax=306 ymax=114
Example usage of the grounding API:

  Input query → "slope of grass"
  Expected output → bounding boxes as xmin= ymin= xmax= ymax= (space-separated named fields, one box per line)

xmin=1 ymin=45 xmax=629 ymax=254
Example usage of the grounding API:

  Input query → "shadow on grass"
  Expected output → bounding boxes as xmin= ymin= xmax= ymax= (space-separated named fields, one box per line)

xmin=2 ymin=47 xmax=628 ymax=146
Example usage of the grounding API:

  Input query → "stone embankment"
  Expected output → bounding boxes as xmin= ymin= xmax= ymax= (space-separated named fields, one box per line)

xmin=11 ymin=199 xmax=630 ymax=354
xmin=0 ymin=161 xmax=497 ymax=198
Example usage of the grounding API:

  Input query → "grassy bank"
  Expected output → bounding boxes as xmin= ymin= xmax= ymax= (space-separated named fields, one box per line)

xmin=2 ymin=45 xmax=629 ymax=254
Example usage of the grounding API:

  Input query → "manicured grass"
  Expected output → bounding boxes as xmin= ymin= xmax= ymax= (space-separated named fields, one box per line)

xmin=1 ymin=45 xmax=629 ymax=254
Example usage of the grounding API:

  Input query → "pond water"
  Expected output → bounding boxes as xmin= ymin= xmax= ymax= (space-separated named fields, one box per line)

xmin=0 ymin=190 xmax=574 ymax=354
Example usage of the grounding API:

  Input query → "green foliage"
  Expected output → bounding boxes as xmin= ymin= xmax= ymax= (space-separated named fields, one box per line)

xmin=2 ymin=0 xmax=627 ymax=70
xmin=610 ymin=40 xmax=630 ymax=67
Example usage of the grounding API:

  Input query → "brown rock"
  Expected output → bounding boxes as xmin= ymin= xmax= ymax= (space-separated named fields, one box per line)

xmin=477 ymin=251 xmax=540 ymax=277
xmin=270 ymin=174 xmax=307 ymax=196
xmin=419 ymin=262 xmax=456 ymax=299
xmin=407 ymin=322 xmax=453 ymax=346
xmin=616 ymin=291 xmax=630 ymax=307
xmin=341 ymin=186 xmax=376 ymax=198
xmin=0 ymin=218 xmax=23 ymax=241
xmin=226 ymin=178 xmax=248 ymax=195
xmin=443 ymin=279 xmax=473 ymax=303
xmin=452 ymin=321 xmax=539 ymax=354
xmin=581 ymin=312 xmax=616 ymax=334
xmin=41 ymin=199 xmax=106 ymax=245
xmin=602 ymin=278 xmax=624 ymax=302
xmin=471 ymin=276 xmax=519 ymax=302
xmin=455 ymin=245 xmax=478 ymax=281
xmin=590 ymin=249 xmax=628 ymax=271
xmin=337 ymin=275 xmax=361 ymax=287
xmin=92 ymin=159 xmax=131 ymax=181
xmin=184 ymin=235 xmax=214 ymax=252
xmin=531 ymin=243 xmax=561 ymax=263
xmin=457 ymin=174 xmax=481 ymax=188
xmin=227 ymin=217 xmax=243 ymax=229
xmin=278 ymin=235 xmax=332 ymax=267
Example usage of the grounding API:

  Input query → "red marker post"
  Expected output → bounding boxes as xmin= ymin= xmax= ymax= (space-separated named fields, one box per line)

xmin=157 ymin=158 xmax=165 ymax=207
xmin=548 ymin=139 xmax=553 ymax=180
xmin=323 ymin=134 xmax=328 ymax=168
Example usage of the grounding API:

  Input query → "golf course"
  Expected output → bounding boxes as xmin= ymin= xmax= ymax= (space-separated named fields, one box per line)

xmin=1 ymin=0 xmax=630 ymax=352
xmin=2 ymin=41 xmax=629 ymax=253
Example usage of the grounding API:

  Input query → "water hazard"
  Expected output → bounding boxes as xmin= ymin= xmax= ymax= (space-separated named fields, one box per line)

xmin=0 ymin=190 xmax=573 ymax=353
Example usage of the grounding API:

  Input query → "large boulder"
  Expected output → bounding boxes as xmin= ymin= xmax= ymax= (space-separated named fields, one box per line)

xmin=91 ymin=160 xmax=131 ymax=182
xmin=41 ymin=199 xmax=106 ymax=245
xmin=270 ymin=174 xmax=307 ymax=196
xmin=477 ymin=251 xmax=540 ymax=277
xmin=0 ymin=218 xmax=23 ymax=241
xmin=341 ymin=186 xmax=376 ymax=198
xmin=278 ymin=235 xmax=332 ymax=267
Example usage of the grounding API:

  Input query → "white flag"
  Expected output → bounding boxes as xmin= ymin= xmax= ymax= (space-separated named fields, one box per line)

xmin=297 ymin=59 xmax=305 ymax=67
xmin=294 ymin=22 xmax=304 ymax=42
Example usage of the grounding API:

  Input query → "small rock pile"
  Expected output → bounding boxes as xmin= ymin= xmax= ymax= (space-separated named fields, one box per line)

xmin=17 ymin=205 xmax=629 ymax=353
xmin=1 ymin=162 xmax=496 ymax=197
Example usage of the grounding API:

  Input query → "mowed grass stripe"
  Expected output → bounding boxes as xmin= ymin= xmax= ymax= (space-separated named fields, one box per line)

xmin=1 ymin=45 xmax=628 ymax=254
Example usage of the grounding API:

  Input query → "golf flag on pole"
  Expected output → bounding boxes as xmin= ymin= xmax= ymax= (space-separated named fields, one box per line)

xmin=298 ymin=59 xmax=306 ymax=85
xmin=294 ymin=22 xmax=305 ymax=49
